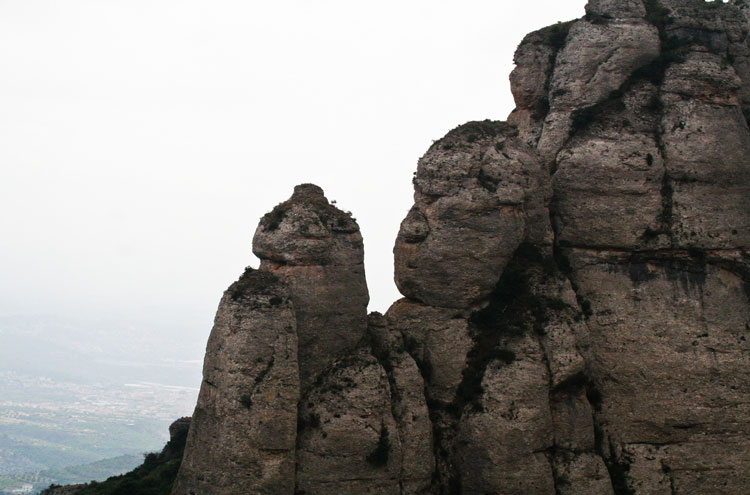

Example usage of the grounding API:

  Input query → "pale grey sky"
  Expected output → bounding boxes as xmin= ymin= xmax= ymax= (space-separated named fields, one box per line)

xmin=0 ymin=1 xmax=587 ymax=343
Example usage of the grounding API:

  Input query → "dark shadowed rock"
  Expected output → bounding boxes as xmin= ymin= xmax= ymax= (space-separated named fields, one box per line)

xmin=160 ymin=416 xmax=190 ymax=458
xmin=366 ymin=312 xmax=435 ymax=495
xmin=454 ymin=334 xmax=556 ymax=495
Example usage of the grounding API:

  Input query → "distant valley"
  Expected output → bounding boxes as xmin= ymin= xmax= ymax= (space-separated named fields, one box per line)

xmin=0 ymin=314 xmax=204 ymax=493
xmin=0 ymin=454 xmax=142 ymax=494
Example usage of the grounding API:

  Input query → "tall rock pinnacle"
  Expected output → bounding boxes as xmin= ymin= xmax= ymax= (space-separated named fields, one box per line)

xmin=252 ymin=183 xmax=369 ymax=389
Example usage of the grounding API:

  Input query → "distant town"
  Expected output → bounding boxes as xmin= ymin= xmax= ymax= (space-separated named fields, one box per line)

xmin=0 ymin=371 xmax=198 ymax=494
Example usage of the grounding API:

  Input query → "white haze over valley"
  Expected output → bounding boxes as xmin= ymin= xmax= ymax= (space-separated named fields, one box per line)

xmin=0 ymin=0 xmax=587 ymax=483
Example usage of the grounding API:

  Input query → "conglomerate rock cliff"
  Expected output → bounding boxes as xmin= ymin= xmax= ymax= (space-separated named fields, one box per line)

xmin=173 ymin=1 xmax=750 ymax=494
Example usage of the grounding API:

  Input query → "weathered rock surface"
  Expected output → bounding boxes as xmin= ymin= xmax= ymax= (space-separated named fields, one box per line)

xmin=659 ymin=50 xmax=750 ymax=249
xmin=550 ymin=79 xmax=665 ymax=249
xmin=532 ymin=1 xmax=749 ymax=493
xmin=454 ymin=334 xmax=556 ymax=495
xmin=536 ymin=10 xmax=660 ymax=164
xmin=174 ymin=186 xmax=431 ymax=495
xmin=253 ymin=183 xmax=369 ymax=389
xmin=173 ymin=269 xmax=300 ymax=495
xmin=386 ymin=299 xmax=473 ymax=403
xmin=388 ymin=1 xmax=749 ymax=493
xmin=295 ymin=349 xmax=401 ymax=495
xmin=567 ymin=248 xmax=750 ymax=494
xmin=394 ymin=121 xmax=547 ymax=309
xmin=171 ymin=1 xmax=750 ymax=494
xmin=367 ymin=312 xmax=435 ymax=495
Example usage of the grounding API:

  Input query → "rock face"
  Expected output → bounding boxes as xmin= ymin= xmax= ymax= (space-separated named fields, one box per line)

xmin=393 ymin=121 xmax=548 ymax=308
xmin=295 ymin=349 xmax=402 ymax=495
xmin=174 ymin=186 xmax=433 ymax=495
xmin=253 ymin=183 xmax=370 ymax=390
xmin=161 ymin=416 xmax=191 ymax=458
xmin=173 ymin=1 xmax=750 ymax=494
xmin=172 ymin=269 xmax=300 ymax=495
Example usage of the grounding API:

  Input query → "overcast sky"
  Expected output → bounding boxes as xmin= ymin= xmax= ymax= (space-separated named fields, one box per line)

xmin=0 ymin=0 xmax=587 ymax=344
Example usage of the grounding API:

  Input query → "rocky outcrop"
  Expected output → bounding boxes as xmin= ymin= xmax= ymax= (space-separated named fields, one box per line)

xmin=161 ymin=416 xmax=190 ymax=458
xmin=172 ymin=1 xmax=750 ymax=494
xmin=174 ymin=186 xmax=433 ymax=495
xmin=506 ymin=1 xmax=750 ymax=494
xmin=393 ymin=121 xmax=548 ymax=308
xmin=172 ymin=269 xmax=300 ymax=495
xmin=295 ymin=349 xmax=401 ymax=495
xmin=253 ymin=183 xmax=370 ymax=390
xmin=368 ymin=313 xmax=435 ymax=495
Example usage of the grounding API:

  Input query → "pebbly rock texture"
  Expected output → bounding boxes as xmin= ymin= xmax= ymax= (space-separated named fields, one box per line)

xmin=393 ymin=121 xmax=549 ymax=309
xmin=295 ymin=348 xmax=401 ymax=495
xmin=504 ymin=0 xmax=749 ymax=494
xmin=536 ymin=6 xmax=660 ymax=165
xmin=453 ymin=334 xmax=556 ymax=495
xmin=174 ymin=185 xmax=433 ymax=495
xmin=253 ymin=183 xmax=369 ymax=389
xmin=171 ymin=1 xmax=750 ymax=494
xmin=366 ymin=312 xmax=435 ymax=495
xmin=565 ymin=248 xmax=750 ymax=494
xmin=172 ymin=268 xmax=300 ymax=495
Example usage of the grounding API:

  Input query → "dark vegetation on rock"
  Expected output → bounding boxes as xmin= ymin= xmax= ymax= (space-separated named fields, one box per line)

xmin=456 ymin=244 xmax=567 ymax=412
xmin=228 ymin=267 xmax=282 ymax=301
xmin=42 ymin=419 xmax=190 ymax=495
xmin=365 ymin=424 xmax=391 ymax=467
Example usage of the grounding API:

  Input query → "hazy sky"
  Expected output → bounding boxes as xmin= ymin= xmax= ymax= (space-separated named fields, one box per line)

xmin=0 ymin=0 xmax=588 ymax=341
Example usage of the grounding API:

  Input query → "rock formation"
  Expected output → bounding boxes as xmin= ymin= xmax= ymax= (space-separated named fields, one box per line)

xmin=252 ymin=183 xmax=370 ymax=391
xmin=172 ymin=269 xmax=299 ymax=495
xmin=174 ymin=1 xmax=750 ymax=494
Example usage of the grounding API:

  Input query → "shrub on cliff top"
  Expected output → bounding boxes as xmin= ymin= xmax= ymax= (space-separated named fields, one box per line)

xmin=260 ymin=202 xmax=292 ymax=231
xmin=538 ymin=20 xmax=574 ymax=50
xmin=228 ymin=267 xmax=280 ymax=301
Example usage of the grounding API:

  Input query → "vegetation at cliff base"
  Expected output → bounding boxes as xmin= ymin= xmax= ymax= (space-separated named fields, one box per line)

xmin=50 ymin=426 xmax=188 ymax=495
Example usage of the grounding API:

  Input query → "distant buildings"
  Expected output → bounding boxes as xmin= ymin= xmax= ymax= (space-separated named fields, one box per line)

xmin=10 ymin=484 xmax=33 ymax=494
